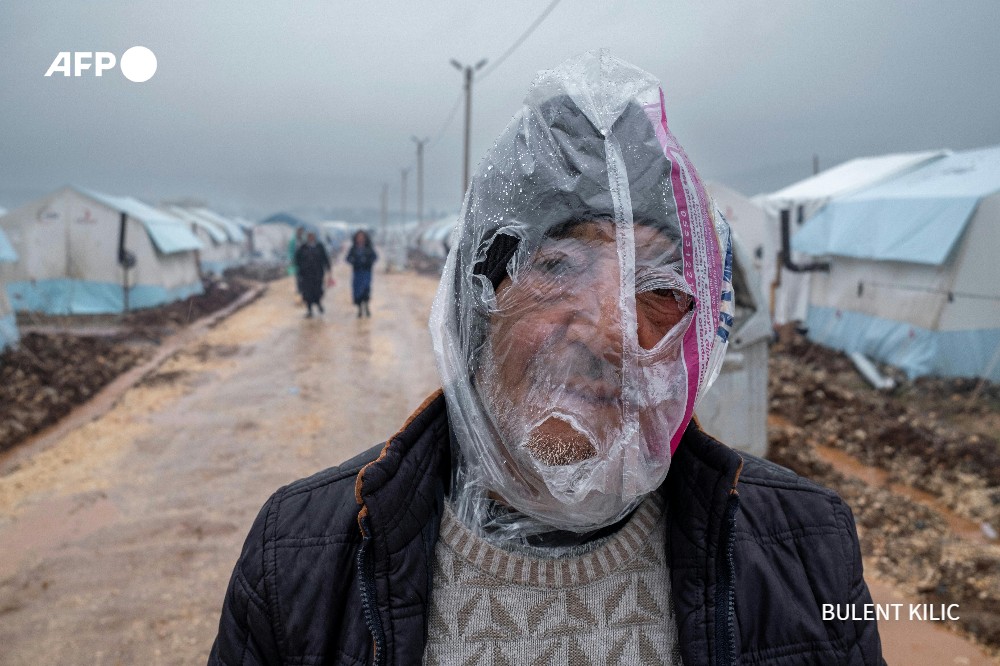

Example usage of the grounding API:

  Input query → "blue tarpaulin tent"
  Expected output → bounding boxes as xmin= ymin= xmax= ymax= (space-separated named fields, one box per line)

xmin=0 ymin=227 xmax=19 ymax=351
xmin=793 ymin=145 xmax=1000 ymax=380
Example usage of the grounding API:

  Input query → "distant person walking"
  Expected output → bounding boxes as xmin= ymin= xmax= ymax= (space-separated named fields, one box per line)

xmin=287 ymin=227 xmax=306 ymax=301
xmin=345 ymin=230 xmax=377 ymax=318
xmin=294 ymin=231 xmax=331 ymax=318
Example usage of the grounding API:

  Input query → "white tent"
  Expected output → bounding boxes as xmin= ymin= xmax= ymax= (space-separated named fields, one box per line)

xmin=0 ymin=227 xmax=18 ymax=351
xmin=165 ymin=205 xmax=241 ymax=276
xmin=416 ymin=215 xmax=459 ymax=259
xmin=180 ymin=207 xmax=250 ymax=266
xmin=317 ymin=220 xmax=359 ymax=257
xmin=0 ymin=186 xmax=203 ymax=314
xmin=708 ymin=182 xmax=770 ymax=305
xmin=250 ymin=221 xmax=296 ymax=263
xmin=376 ymin=220 xmax=420 ymax=272
xmin=793 ymin=144 xmax=1000 ymax=381
xmin=759 ymin=150 xmax=948 ymax=325
xmin=187 ymin=208 xmax=248 ymax=251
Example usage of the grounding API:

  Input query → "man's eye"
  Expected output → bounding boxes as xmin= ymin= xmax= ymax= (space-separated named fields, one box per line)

xmin=535 ymin=253 xmax=574 ymax=275
xmin=642 ymin=289 xmax=693 ymax=312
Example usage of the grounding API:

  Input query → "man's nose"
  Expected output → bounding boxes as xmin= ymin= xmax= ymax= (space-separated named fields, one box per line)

xmin=567 ymin=262 xmax=624 ymax=363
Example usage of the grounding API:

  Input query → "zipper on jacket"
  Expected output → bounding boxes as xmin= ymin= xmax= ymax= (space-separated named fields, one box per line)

xmin=714 ymin=491 xmax=739 ymax=666
xmin=356 ymin=514 xmax=387 ymax=666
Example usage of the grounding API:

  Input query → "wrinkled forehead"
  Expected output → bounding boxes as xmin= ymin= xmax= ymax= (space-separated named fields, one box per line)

xmin=539 ymin=218 xmax=682 ymax=266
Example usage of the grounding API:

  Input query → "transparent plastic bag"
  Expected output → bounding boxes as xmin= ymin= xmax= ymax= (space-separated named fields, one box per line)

xmin=429 ymin=50 xmax=734 ymax=542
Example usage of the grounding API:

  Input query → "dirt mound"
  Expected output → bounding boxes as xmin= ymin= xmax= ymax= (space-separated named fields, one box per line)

xmin=0 ymin=334 xmax=148 ymax=454
xmin=123 ymin=278 xmax=248 ymax=333
xmin=768 ymin=336 xmax=1000 ymax=653
xmin=0 ymin=278 xmax=254 ymax=455
xmin=223 ymin=261 xmax=288 ymax=283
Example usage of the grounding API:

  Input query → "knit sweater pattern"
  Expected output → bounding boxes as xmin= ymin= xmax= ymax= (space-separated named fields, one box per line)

xmin=423 ymin=495 xmax=682 ymax=665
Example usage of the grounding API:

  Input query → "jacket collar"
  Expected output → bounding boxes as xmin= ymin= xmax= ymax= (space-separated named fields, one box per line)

xmin=355 ymin=390 xmax=450 ymax=558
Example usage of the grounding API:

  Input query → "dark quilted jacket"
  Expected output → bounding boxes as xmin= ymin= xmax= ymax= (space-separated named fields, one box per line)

xmin=209 ymin=392 xmax=884 ymax=665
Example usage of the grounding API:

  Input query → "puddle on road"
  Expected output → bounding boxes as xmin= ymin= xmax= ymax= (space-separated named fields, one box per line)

xmin=813 ymin=444 xmax=992 ymax=545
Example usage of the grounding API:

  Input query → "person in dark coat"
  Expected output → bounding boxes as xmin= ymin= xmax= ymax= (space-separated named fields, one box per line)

xmin=287 ymin=226 xmax=306 ymax=301
xmin=210 ymin=51 xmax=884 ymax=665
xmin=293 ymin=231 xmax=330 ymax=318
xmin=345 ymin=230 xmax=377 ymax=318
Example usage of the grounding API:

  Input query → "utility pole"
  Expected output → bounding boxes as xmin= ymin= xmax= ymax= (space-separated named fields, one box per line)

xmin=400 ymin=167 xmax=410 ymax=224
xmin=451 ymin=58 xmax=488 ymax=197
xmin=380 ymin=183 xmax=389 ymax=272
xmin=380 ymin=182 xmax=388 ymax=240
xmin=411 ymin=136 xmax=429 ymax=225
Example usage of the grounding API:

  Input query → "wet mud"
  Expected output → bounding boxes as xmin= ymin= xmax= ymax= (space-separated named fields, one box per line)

xmin=0 ymin=278 xmax=255 ymax=456
xmin=0 ymin=264 xmax=441 ymax=664
xmin=769 ymin=336 xmax=1000 ymax=660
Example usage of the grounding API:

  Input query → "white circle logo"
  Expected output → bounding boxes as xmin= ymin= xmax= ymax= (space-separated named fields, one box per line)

xmin=119 ymin=46 xmax=157 ymax=83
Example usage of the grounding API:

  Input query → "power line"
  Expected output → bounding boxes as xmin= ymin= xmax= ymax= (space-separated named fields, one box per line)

xmin=398 ymin=0 xmax=562 ymax=205
xmin=478 ymin=0 xmax=563 ymax=80
xmin=429 ymin=90 xmax=464 ymax=149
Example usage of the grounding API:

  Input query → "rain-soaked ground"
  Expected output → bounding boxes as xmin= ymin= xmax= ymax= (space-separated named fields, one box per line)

xmin=0 ymin=263 xmax=996 ymax=664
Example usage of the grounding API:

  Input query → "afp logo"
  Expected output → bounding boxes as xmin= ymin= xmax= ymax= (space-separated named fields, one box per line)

xmin=45 ymin=46 xmax=157 ymax=83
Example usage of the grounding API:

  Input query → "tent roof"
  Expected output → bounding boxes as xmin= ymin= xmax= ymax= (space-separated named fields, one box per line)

xmin=765 ymin=150 xmax=947 ymax=204
xmin=259 ymin=212 xmax=309 ymax=227
xmin=232 ymin=216 xmax=255 ymax=231
xmin=166 ymin=206 xmax=229 ymax=244
xmin=75 ymin=187 xmax=203 ymax=255
xmin=188 ymin=208 xmax=247 ymax=243
xmin=0 ymin=227 xmax=17 ymax=263
xmin=793 ymin=145 xmax=1000 ymax=265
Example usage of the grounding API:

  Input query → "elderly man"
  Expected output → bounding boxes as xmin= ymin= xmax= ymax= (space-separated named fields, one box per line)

xmin=210 ymin=51 xmax=883 ymax=665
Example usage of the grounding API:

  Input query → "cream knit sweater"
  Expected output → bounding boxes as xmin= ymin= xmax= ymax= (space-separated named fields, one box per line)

xmin=423 ymin=495 xmax=681 ymax=665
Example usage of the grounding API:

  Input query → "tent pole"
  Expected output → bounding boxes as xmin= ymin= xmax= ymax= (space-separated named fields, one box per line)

xmin=117 ymin=212 xmax=135 ymax=313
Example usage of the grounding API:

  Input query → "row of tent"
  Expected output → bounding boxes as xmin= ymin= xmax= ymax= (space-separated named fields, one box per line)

xmin=0 ymin=186 xmax=262 ymax=352
xmin=398 ymin=143 xmax=1000 ymax=385
xmin=5 ymin=140 xmax=998 ymax=387
xmin=711 ymin=144 xmax=1000 ymax=382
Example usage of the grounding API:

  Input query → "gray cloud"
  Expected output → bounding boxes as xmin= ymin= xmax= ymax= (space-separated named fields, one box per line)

xmin=1 ymin=0 xmax=998 ymax=218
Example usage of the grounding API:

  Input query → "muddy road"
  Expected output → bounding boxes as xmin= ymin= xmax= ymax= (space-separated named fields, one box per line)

xmin=0 ymin=264 xmax=996 ymax=664
xmin=0 ymin=265 xmax=441 ymax=664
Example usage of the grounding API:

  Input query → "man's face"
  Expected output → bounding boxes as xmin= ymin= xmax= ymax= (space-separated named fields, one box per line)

xmin=480 ymin=220 xmax=692 ymax=471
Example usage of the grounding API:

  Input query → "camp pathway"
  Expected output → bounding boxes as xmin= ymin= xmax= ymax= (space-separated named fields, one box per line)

xmin=0 ymin=267 xmax=995 ymax=664
xmin=0 ymin=265 xmax=442 ymax=665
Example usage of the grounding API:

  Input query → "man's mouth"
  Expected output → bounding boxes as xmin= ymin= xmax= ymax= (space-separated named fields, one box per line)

xmin=524 ymin=416 xmax=597 ymax=466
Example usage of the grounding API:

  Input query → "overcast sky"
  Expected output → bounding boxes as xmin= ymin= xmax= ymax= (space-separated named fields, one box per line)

xmin=1 ymin=0 xmax=997 ymax=220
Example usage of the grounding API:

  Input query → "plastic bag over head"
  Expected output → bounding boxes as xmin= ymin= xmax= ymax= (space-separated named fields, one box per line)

xmin=429 ymin=50 xmax=734 ymax=540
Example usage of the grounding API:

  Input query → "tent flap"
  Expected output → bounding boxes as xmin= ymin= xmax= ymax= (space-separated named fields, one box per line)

xmin=0 ymin=228 xmax=18 ymax=263
xmin=792 ymin=196 xmax=979 ymax=264
xmin=75 ymin=187 xmax=203 ymax=254
xmin=7 ymin=278 xmax=203 ymax=315
xmin=807 ymin=305 xmax=1000 ymax=381
xmin=141 ymin=217 xmax=204 ymax=254
xmin=792 ymin=145 xmax=1000 ymax=265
